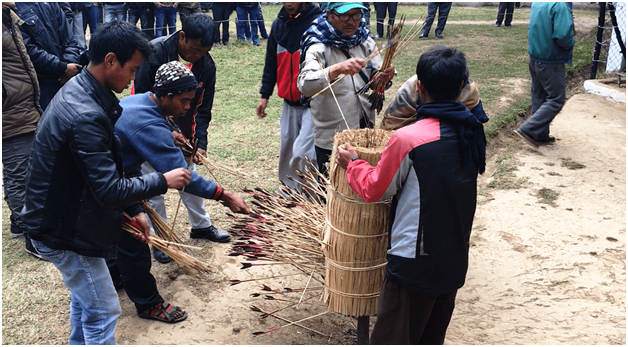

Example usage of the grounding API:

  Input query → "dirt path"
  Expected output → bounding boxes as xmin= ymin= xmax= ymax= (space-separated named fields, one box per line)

xmin=113 ymin=93 xmax=625 ymax=344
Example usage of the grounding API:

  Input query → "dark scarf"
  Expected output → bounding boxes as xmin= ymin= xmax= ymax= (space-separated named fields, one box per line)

xmin=299 ymin=11 xmax=370 ymax=64
xmin=416 ymin=102 xmax=487 ymax=174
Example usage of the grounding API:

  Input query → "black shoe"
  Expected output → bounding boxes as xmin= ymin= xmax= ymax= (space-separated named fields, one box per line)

xmin=222 ymin=41 xmax=230 ymax=46
xmin=10 ymin=224 xmax=23 ymax=239
xmin=435 ymin=34 xmax=444 ymax=39
xmin=505 ymin=24 xmax=513 ymax=27
xmin=190 ymin=225 xmax=230 ymax=243
xmin=214 ymin=42 xmax=221 ymax=48
xmin=495 ymin=23 xmax=501 ymax=27
xmin=24 ymin=236 xmax=47 ymax=261
xmin=419 ymin=33 xmax=428 ymax=39
xmin=538 ymin=136 xmax=556 ymax=143
xmin=153 ymin=247 xmax=173 ymax=264
xmin=514 ymin=129 xmax=541 ymax=147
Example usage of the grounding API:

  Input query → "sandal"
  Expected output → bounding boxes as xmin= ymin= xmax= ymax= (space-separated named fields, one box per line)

xmin=138 ymin=302 xmax=188 ymax=323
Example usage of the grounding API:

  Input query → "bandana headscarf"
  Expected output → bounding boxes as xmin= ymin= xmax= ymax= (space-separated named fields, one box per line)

xmin=300 ymin=11 xmax=370 ymax=63
xmin=153 ymin=61 xmax=198 ymax=97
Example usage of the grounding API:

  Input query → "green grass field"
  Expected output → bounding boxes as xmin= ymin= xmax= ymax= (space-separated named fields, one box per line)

xmin=2 ymin=4 xmax=598 ymax=344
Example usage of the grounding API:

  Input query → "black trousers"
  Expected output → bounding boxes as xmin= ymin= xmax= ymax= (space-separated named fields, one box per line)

xmin=212 ymin=3 xmax=232 ymax=44
xmin=374 ymin=2 xmax=398 ymax=38
xmin=370 ymin=275 xmax=458 ymax=345
xmin=496 ymin=2 xmax=515 ymax=26
xmin=315 ymin=117 xmax=373 ymax=176
xmin=109 ymin=230 xmax=163 ymax=313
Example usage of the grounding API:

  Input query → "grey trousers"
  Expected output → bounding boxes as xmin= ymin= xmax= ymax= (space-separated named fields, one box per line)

xmin=519 ymin=59 xmax=566 ymax=140
xmin=3 ymin=133 xmax=34 ymax=232
xmin=278 ymin=102 xmax=318 ymax=191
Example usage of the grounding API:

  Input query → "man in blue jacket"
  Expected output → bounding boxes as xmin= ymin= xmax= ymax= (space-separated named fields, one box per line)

xmin=22 ymin=21 xmax=191 ymax=344
xmin=337 ymin=45 xmax=486 ymax=344
xmin=256 ymin=2 xmax=322 ymax=192
xmin=113 ymin=61 xmax=250 ymax=323
xmin=134 ymin=14 xmax=227 ymax=262
xmin=515 ymin=2 xmax=574 ymax=147
xmin=14 ymin=2 xmax=83 ymax=110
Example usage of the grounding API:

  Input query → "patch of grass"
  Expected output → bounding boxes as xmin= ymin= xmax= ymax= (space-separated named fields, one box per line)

xmin=560 ymin=157 xmax=586 ymax=170
xmin=487 ymin=148 xmax=529 ymax=190
xmin=537 ymin=188 xmax=559 ymax=206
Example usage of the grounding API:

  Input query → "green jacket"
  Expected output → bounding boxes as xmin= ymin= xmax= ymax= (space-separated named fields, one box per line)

xmin=528 ymin=2 xmax=574 ymax=65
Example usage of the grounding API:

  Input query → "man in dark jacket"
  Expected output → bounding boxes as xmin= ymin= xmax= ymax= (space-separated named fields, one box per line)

xmin=13 ymin=2 xmax=83 ymax=110
xmin=22 ymin=21 xmax=191 ymax=344
xmin=336 ymin=45 xmax=486 ymax=344
xmin=256 ymin=2 xmax=321 ymax=191
xmin=2 ymin=4 xmax=43 ymax=254
xmin=134 ymin=13 xmax=226 ymax=262
xmin=515 ymin=2 xmax=574 ymax=147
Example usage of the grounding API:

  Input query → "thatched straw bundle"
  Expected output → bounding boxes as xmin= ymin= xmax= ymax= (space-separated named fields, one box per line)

xmin=323 ymin=128 xmax=393 ymax=317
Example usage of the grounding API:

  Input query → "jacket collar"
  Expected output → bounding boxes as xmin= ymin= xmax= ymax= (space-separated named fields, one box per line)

xmin=80 ymin=68 xmax=123 ymax=123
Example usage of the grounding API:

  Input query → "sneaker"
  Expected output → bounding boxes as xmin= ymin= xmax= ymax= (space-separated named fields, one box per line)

xmin=372 ymin=34 xmax=381 ymax=39
xmin=214 ymin=42 xmax=221 ymax=48
xmin=495 ymin=23 xmax=501 ymax=27
xmin=10 ymin=224 xmax=23 ymax=239
xmin=190 ymin=225 xmax=230 ymax=243
xmin=419 ymin=33 xmax=428 ymax=39
xmin=153 ymin=247 xmax=173 ymax=264
xmin=251 ymin=39 xmax=261 ymax=46
xmin=24 ymin=236 xmax=47 ymax=261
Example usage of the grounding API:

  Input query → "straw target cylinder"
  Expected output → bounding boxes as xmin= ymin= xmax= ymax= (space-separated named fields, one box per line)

xmin=323 ymin=129 xmax=394 ymax=317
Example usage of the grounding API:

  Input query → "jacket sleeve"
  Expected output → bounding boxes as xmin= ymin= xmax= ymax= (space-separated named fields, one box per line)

xmin=297 ymin=43 xmax=332 ymax=97
xmin=134 ymin=52 xmax=159 ymax=94
xmin=19 ymin=18 xmax=67 ymax=75
xmin=192 ymin=62 xmax=216 ymax=150
xmin=552 ymin=4 xmax=575 ymax=50
xmin=129 ymin=120 xmax=222 ymax=200
xmin=71 ymin=112 xmax=168 ymax=209
xmin=58 ymin=5 xmax=82 ymax=64
xmin=345 ymin=132 xmax=413 ymax=203
xmin=259 ymin=23 xmax=278 ymax=99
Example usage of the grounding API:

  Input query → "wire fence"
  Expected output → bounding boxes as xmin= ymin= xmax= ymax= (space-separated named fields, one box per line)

xmin=591 ymin=2 xmax=626 ymax=79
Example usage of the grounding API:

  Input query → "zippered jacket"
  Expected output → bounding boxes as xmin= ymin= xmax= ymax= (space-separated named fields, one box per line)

xmin=345 ymin=102 xmax=484 ymax=293
xmin=2 ymin=5 xmax=42 ymax=139
xmin=528 ymin=2 xmax=574 ymax=65
xmin=259 ymin=3 xmax=322 ymax=105
xmin=134 ymin=31 xmax=216 ymax=150
xmin=22 ymin=69 xmax=168 ymax=259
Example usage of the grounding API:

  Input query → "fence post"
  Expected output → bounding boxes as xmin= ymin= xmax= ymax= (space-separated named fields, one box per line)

xmin=591 ymin=2 xmax=607 ymax=79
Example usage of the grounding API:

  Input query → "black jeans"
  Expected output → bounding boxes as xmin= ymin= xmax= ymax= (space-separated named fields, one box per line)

xmin=374 ymin=2 xmax=398 ymax=38
xmin=422 ymin=2 xmax=452 ymax=36
xmin=496 ymin=2 xmax=515 ymax=26
xmin=212 ymin=3 xmax=233 ymax=44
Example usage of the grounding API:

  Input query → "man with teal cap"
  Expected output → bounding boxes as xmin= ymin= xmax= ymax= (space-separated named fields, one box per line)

xmin=298 ymin=1 xmax=395 ymax=174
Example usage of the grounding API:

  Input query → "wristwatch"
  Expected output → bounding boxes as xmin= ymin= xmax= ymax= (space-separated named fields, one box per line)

xmin=350 ymin=157 xmax=360 ymax=162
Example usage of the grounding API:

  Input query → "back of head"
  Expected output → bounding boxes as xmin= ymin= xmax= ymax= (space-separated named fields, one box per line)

xmin=416 ymin=45 xmax=469 ymax=102
xmin=88 ymin=20 xmax=153 ymax=67
xmin=182 ymin=14 xmax=218 ymax=47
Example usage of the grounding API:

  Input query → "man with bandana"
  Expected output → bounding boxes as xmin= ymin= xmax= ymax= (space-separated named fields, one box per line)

xmin=297 ymin=1 xmax=395 ymax=175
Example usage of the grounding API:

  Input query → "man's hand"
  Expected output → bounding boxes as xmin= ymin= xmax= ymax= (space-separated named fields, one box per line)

xmin=172 ymin=131 xmax=188 ymax=147
xmin=378 ymin=64 xmax=395 ymax=84
xmin=219 ymin=191 xmax=251 ymax=214
xmin=193 ymin=148 xmax=206 ymax=164
xmin=163 ymin=168 xmax=191 ymax=189
xmin=59 ymin=63 xmax=81 ymax=85
xmin=131 ymin=213 xmax=152 ymax=242
xmin=330 ymin=58 xmax=365 ymax=80
xmin=336 ymin=144 xmax=359 ymax=170
xmin=256 ymin=98 xmax=269 ymax=119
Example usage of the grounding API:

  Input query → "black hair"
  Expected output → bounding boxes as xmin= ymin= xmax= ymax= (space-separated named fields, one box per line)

xmin=88 ymin=20 xmax=153 ymax=66
xmin=182 ymin=14 xmax=218 ymax=47
xmin=415 ymin=45 xmax=469 ymax=102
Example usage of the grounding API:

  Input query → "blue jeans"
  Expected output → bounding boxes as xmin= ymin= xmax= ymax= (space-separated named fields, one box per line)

xmin=104 ymin=3 xmax=127 ymax=22
xmin=236 ymin=5 xmax=258 ymax=41
xmin=82 ymin=5 xmax=99 ymax=35
xmin=31 ymin=239 xmax=121 ymax=345
xmin=2 ymin=133 xmax=34 ymax=232
xmin=155 ymin=6 xmax=177 ymax=37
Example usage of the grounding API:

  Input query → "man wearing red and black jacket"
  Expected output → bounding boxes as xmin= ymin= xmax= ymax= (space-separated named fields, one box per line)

xmin=337 ymin=45 xmax=487 ymax=345
xmin=256 ymin=2 xmax=321 ymax=191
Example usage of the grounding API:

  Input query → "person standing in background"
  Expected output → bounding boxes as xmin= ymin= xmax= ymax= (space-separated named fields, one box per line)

xmin=419 ymin=2 xmax=452 ymax=39
xmin=2 ymin=3 xmax=44 ymax=258
xmin=495 ymin=2 xmax=515 ymax=27
xmin=154 ymin=2 xmax=177 ymax=38
xmin=211 ymin=2 xmax=235 ymax=46
xmin=13 ymin=2 xmax=82 ymax=110
xmin=257 ymin=2 xmax=322 ymax=191
xmin=515 ymin=2 xmax=574 ymax=147
xmin=67 ymin=3 xmax=88 ymax=49
xmin=82 ymin=2 xmax=100 ymax=39
xmin=127 ymin=2 xmax=155 ymax=40
xmin=177 ymin=2 xmax=201 ymax=25
xmin=373 ymin=2 xmax=397 ymax=39
xmin=103 ymin=2 xmax=127 ymax=22
xmin=257 ymin=2 xmax=269 ymax=39
xmin=236 ymin=2 xmax=261 ymax=46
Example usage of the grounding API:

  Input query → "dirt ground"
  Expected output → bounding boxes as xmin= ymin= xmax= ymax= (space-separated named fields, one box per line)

xmin=113 ymin=90 xmax=626 ymax=345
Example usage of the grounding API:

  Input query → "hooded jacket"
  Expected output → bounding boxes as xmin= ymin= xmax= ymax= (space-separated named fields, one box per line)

xmin=2 ymin=5 xmax=42 ymax=139
xmin=22 ymin=69 xmax=168 ymax=259
xmin=134 ymin=31 xmax=216 ymax=150
xmin=259 ymin=3 xmax=322 ymax=105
